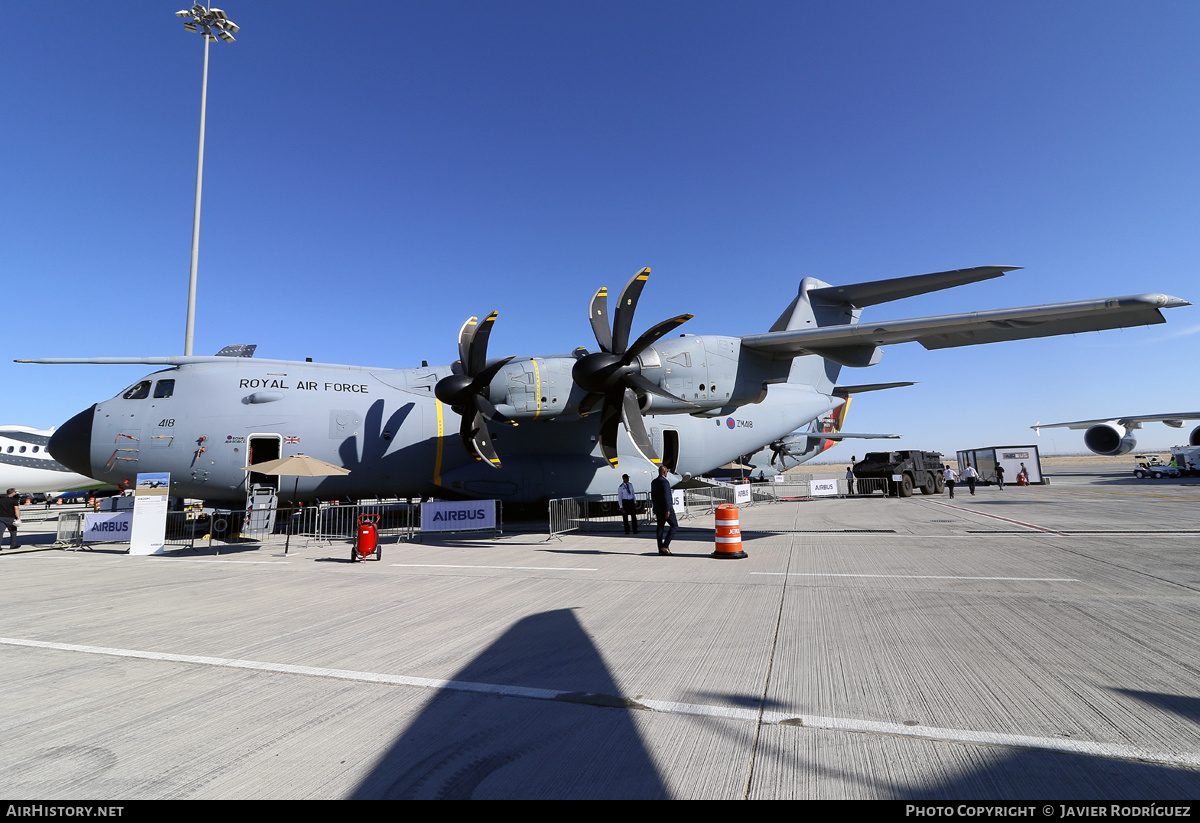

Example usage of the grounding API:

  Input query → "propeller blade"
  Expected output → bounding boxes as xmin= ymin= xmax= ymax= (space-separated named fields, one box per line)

xmin=470 ymin=355 xmax=515 ymax=394
xmin=598 ymin=396 xmax=622 ymax=468
xmin=467 ymin=409 xmax=502 ymax=468
xmin=476 ymin=394 xmax=517 ymax=426
xmin=457 ymin=315 xmax=479 ymax=371
xmin=577 ymin=391 xmax=604 ymax=418
xmin=459 ymin=412 xmax=478 ymax=460
xmin=611 ymin=267 xmax=650 ymax=354
xmin=625 ymin=371 xmax=692 ymax=406
xmin=589 ymin=287 xmax=613 ymax=354
xmin=467 ymin=311 xmax=500 ymax=375
xmin=622 ymin=313 xmax=694 ymax=365
xmin=619 ymin=387 xmax=660 ymax=465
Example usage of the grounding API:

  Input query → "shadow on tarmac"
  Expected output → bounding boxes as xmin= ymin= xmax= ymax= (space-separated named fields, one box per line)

xmin=350 ymin=608 xmax=670 ymax=799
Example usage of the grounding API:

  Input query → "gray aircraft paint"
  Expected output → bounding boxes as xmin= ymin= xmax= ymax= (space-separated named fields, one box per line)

xmin=32 ymin=268 xmax=1188 ymax=504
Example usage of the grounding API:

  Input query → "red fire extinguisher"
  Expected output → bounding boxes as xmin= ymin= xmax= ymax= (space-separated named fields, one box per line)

xmin=351 ymin=513 xmax=382 ymax=562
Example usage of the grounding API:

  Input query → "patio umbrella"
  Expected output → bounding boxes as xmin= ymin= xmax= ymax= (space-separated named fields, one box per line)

xmin=242 ymin=453 xmax=351 ymax=553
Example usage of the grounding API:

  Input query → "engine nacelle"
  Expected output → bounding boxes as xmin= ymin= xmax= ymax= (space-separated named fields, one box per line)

xmin=1190 ymin=426 xmax=1200 ymax=447
xmin=1083 ymin=422 xmax=1137 ymax=455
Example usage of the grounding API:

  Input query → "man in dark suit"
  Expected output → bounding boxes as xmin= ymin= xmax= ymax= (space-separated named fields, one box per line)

xmin=650 ymin=466 xmax=677 ymax=556
xmin=0 ymin=489 xmax=20 ymax=550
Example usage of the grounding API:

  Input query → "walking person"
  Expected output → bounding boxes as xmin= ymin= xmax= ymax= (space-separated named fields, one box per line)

xmin=846 ymin=466 xmax=855 ymax=496
xmin=650 ymin=466 xmax=677 ymax=556
xmin=942 ymin=465 xmax=960 ymax=499
xmin=964 ymin=464 xmax=979 ymax=495
xmin=0 ymin=489 xmax=20 ymax=550
xmin=618 ymin=474 xmax=639 ymax=534
xmin=995 ymin=463 xmax=1005 ymax=490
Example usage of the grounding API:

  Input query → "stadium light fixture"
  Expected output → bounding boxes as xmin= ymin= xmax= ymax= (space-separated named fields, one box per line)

xmin=175 ymin=3 xmax=240 ymax=356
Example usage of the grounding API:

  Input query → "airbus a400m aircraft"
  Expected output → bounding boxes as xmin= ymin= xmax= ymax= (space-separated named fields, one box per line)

xmin=29 ymin=266 xmax=1187 ymax=504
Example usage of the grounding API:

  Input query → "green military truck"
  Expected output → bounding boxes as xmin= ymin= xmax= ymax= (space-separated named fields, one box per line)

xmin=853 ymin=450 xmax=946 ymax=497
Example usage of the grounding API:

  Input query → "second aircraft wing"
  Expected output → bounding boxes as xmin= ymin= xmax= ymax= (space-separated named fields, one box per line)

xmin=742 ymin=293 xmax=1189 ymax=358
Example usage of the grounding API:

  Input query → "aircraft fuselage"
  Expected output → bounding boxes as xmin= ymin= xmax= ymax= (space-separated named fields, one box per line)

xmin=50 ymin=341 xmax=839 ymax=504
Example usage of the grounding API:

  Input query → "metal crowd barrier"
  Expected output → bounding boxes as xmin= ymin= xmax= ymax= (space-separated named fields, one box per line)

xmin=547 ymin=474 xmax=911 ymax=537
xmin=548 ymin=496 xmax=585 ymax=539
xmin=547 ymin=492 xmax=649 ymax=539
xmin=54 ymin=511 xmax=85 ymax=548
xmin=288 ymin=501 xmax=417 ymax=545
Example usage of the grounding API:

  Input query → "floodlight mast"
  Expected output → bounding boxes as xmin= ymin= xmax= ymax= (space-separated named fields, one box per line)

xmin=175 ymin=4 xmax=239 ymax=356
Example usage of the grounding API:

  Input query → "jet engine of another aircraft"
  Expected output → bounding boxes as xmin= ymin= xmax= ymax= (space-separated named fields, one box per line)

xmin=1082 ymin=422 xmax=1137 ymax=455
xmin=1190 ymin=426 xmax=1200 ymax=447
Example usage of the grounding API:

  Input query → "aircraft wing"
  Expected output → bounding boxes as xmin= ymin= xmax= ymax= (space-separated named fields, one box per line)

xmin=1033 ymin=413 xmax=1200 ymax=431
xmin=742 ymin=293 xmax=1190 ymax=357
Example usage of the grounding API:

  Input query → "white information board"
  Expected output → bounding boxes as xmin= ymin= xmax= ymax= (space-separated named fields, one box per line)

xmin=129 ymin=472 xmax=170 ymax=555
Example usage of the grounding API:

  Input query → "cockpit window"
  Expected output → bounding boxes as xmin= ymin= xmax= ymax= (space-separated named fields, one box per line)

xmin=123 ymin=380 xmax=152 ymax=400
xmin=154 ymin=379 xmax=176 ymax=399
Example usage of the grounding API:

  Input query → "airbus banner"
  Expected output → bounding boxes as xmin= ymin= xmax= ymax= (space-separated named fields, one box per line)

xmin=421 ymin=500 xmax=497 ymax=533
xmin=82 ymin=511 xmax=133 ymax=543
xmin=810 ymin=479 xmax=839 ymax=496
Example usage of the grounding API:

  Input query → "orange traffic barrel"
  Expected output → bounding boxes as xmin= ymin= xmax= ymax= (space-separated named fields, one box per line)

xmin=712 ymin=503 xmax=747 ymax=559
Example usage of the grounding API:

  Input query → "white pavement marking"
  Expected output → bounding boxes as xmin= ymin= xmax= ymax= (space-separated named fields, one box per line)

xmin=3 ymin=635 xmax=1196 ymax=770
xmin=753 ymin=573 xmax=1080 ymax=582
xmin=148 ymin=558 xmax=290 ymax=565
xmin=924 ymin=499 xmax=1064 ymax=534
xmin=391 ymin=563 xmax=597 ymax=571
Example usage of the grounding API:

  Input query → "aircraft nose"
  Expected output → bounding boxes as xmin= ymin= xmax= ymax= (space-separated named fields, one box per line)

xmin=50 ymin=404 xmax=97 ymax=478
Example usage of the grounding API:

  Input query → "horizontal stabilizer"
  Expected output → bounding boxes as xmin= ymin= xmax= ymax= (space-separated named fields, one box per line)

xmin=814 ymin=432 xmax=901 ymax=440
xmin=808 ymin=266 xmax=1018 ymax=308
xmin=834 ymin=382 xmax=916 ymax=396
xmin=742 ymin=293 xmax=1190 ymax=358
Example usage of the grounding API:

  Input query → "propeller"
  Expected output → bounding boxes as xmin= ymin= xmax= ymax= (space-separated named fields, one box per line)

xmin=571 ymin=268 xmax=694 ymax=468
xmin=434 ymin=312 xmax=516 ymax=468
xmin=768 ymin=440 xmax=791 ymax=467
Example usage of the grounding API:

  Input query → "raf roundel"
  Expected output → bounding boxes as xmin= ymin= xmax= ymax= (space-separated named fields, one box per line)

xmin=726 ymin=418 xmax=736 ymax=429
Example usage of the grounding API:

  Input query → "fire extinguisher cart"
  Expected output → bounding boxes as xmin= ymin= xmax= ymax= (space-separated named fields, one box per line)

xmin=351 ymin=513 xmax=382 ymax=562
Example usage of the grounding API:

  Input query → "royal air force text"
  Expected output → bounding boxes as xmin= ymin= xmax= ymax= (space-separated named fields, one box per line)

xmin=238 ymin=379 xmax=369 ymax=393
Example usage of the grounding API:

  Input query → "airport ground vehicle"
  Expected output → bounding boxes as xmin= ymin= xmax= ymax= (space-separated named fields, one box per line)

xmin=1167 ymin=445 xmax=1200 ymax=476
xmin=853 ymin=450 xmax=946 ymax=497
xmin=1132 ymin=455 xmax=1180 ymax=479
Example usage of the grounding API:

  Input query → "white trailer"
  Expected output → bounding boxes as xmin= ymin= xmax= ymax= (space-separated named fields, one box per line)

xmin=956 ymin=445 xmax=1043 ymax=485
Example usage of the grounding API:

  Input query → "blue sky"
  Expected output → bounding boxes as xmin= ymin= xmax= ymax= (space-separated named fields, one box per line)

xmin=3 ymin=1 xmax=1198 ymax=457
